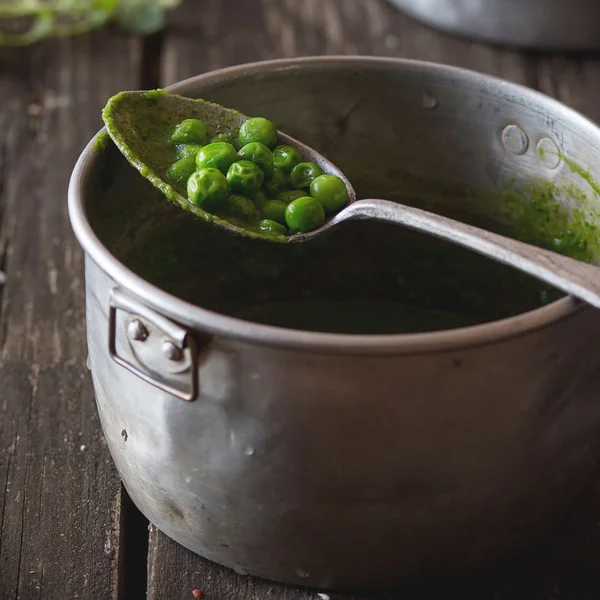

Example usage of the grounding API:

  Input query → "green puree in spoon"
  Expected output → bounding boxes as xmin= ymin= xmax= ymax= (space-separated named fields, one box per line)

xmin=102 ymin=90 xmax=350 ymax=241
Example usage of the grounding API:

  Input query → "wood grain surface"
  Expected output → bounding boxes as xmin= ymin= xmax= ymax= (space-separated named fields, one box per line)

xmin=0 ymin=32 xmax=142 ymax=600
xmin=2 ymin=1 xmax=600 ymax=598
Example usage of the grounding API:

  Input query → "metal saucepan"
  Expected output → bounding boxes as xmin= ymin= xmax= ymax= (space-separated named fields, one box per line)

xmin=388 ymin=0 xmax=600 ymax=50
xmin=69 ymin=57 xmax=600 ymax=589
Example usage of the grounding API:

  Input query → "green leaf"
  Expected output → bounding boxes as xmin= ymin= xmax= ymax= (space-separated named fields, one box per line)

xmin=0 ymin=0 xmax=181 ymax=45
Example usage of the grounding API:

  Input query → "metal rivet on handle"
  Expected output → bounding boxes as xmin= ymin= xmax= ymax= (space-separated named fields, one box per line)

xmin=162 ymin=340 xmax=182 ymax=362
xmin=128 ymin=319 xmax=148 ymax=342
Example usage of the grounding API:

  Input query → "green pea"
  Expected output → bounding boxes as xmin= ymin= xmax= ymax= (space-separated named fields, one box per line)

xmin=166 ymin=157 xmax=197 ymax=187
xmin=263 ymin=169 xmax=289 ymax=196
xmin=239 ymin=117 xmax=278 ymax=150
xmin=260 ymin=199 xmax=287 ymax=225
xmin=227 ymin=160 xmax=264 ymax=196
xmin=211 ymin=132 xmax=235 ymax=145
xmin=254 ymin=190 xmax=269 ymax=210
xmin=169 ymin=119 xmax=208 ymax=145
xmin=196 ymin=142 xmax=238 ymax=175
xmin=176 ymin=144 xmax=203 ymax=160
xmin=187 ymin=168 xmax=229 ymax=210
xmin=277 ymin=190 xmax=306 ymax=205
xmin=285 ymin=196 xmax=326 ymax=234
xmin=273 ymin=145 xmax=302 ymax=172
xmin=309 ymin=174 xmax=349 ymax=215
xmin=258 ymin=219 xmax=288 ymax=237
xmin=220 ymin=194 xmax=260 ymax=225
xmin=290 ymin=162 xmax=324 ymax=190
xmin=238 ymin=142 xmax=274 ymax=176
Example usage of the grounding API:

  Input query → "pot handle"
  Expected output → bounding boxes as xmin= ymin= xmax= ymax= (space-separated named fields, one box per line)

xmin=108 ymin=288 xmax=199 ymax=402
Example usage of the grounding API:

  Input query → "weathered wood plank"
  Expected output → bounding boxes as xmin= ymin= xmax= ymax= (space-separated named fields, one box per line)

xmin=147 ymin=0 xmax=600 ymax=598
xmin=161 ymin=0 xmax=535 ymax=87
xmin=0 ymin=30 xmax=142 ymax=600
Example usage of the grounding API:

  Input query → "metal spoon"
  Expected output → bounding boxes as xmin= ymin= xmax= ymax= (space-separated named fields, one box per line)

xmin=103 ymin=90 xmax=600 ymax=310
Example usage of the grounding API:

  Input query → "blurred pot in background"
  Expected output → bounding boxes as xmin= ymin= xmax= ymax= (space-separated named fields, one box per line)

xmin=388 ymin=0 xmax=600 ymax=50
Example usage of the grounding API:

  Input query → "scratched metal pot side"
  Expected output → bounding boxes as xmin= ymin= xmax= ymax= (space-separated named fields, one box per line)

xmin=68 ymin=57 xmax=600 ymax=589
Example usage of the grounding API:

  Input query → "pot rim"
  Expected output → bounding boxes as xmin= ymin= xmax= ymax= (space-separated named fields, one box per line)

xmin=69 ymin=55 xmax=590 ymax=355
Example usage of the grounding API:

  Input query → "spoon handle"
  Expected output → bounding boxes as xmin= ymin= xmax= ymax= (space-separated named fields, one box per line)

xmin=337 ymin=198 xmax=600 ymax=310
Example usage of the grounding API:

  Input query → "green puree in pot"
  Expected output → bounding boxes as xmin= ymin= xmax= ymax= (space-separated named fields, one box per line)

xmin=90 ymin=130 xmax=600 ymax=336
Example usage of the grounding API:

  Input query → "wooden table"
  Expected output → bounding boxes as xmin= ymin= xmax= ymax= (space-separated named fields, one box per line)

xmin=2 ymin=1 xmax=600 ymax=598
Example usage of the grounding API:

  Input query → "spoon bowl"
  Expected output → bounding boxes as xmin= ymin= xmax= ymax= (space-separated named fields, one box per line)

xmin=103 ymin=90 xmax=600 ymax=309
xmin=102 ymin=90 xmax=356 ymax=243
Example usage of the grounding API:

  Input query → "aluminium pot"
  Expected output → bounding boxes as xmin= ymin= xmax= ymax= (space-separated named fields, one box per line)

xmin=69 ymin=57 xmax=600 ymax=589
xmin=388 ymin=0 xmax=600 ymax=50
